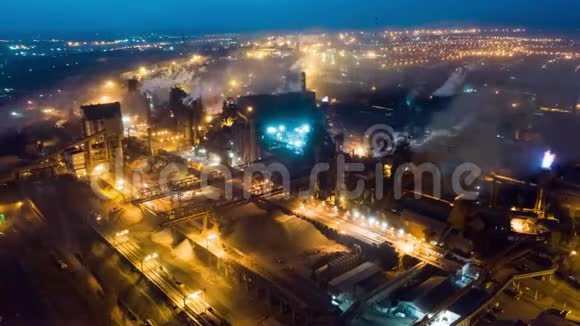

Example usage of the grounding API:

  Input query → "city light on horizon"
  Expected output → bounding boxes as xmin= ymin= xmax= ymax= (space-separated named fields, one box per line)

xmin=2 ymin=6 xmax=580 ymax=325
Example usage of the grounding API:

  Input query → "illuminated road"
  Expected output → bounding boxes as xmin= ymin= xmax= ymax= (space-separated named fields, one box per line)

xmin=90 ymin=221 xmax=223 ymax=326
xmin=172 ymin=222 xmax=334 ymax=314
xmin=293 ymin=203 xmax=463 ymax=272
xmin=125 ymin=172 xmax=336 ymax=317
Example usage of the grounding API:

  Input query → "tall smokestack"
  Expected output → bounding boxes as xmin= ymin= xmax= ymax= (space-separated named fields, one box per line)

xmin=147 ymin=127 xmax=153 ymax=155
xmin=127 ymin=77 xmax=139 ymax=93
xmin=301 ymin=71 xmax=307 ymax=92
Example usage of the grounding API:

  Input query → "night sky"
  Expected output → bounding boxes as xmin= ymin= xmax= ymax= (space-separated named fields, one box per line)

xmin=1 ymin=0 xmax=579 ymax=35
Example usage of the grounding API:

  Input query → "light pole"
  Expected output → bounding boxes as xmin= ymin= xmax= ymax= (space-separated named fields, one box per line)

xmin=114 ymin=229 xmax=129 ymax=245
xmin=206 ymin=233 xmax=217 ymax=250
xmin=183 ymin=290 xmax=202 ymax=307
xmin=141 ymin=252 xmax=158 ymax=270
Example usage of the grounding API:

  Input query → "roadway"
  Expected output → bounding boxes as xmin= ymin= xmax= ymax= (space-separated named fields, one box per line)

xmin=172 ymin=218 xmax=336 ymax=315
xmin=293 ymin=202 xmax=463 ymax=272
xmin=89 ymin=216 xmax=225 ymax=325
xmin=90 ymin=173 xmax=276 ymax=324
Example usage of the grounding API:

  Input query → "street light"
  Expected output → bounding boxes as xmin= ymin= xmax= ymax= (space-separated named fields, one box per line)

xmin=399 ymin=242 xmax=415 ymax=254
xmin=115 ymin=229 xmax=129 ymax=237
xmin=93 ymin=164 xmax=105 ymax=175
xmin=206 ymin=233 xmax=217 ymax=249
xmin=115 ymin=179 xmax=125 ymax=191
xmin=141 ymin=252 xmax=158 ymax=270
xmin=113 ymin=229 xmax=129 ymax=245
xmin=183 ymin=290 xmax=203 ymax=307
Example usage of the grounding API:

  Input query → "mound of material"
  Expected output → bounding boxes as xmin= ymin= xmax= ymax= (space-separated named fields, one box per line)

xmin=119 ymin=206 xmax=143 ymax=224
xmin=278 ymin=215 xmax=339 ymax=250
xmin=224 ymin=203 xmax=342 ymax=257
xmin=173 ymin=240 xmax=194 ymax=261
xmin=151 ymin=229 xmax=174 ymax=246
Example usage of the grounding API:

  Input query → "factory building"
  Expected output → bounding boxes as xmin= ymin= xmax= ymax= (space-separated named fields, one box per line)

xmin=229 ymin=91 xmax=323 ymax=164
xmin=392 ymin=276 xmax=459 ymax=322
xmin=81 ymin=102 xmax=124 ymax=174
xmin=327 ymin=261 xmax=382 ymax=311
xmin=231 ymin=117 xmax=259 ymax=164
xmin=168 ymin=87 xmax=204 ymax=147
xmin=66 ymin=149 xmax=88 ymax=178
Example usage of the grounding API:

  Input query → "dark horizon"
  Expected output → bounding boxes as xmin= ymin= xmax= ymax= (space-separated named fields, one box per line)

xmin=1 ymin=0 xmax=579 ymax=38
xmin=1 ymin=24 xmax=579 ymax=42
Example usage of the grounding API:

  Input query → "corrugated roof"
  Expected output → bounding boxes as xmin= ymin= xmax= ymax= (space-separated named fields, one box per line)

xmin=401 ymin=276 xmax=457 ymax=313
xmin=448 ymin=288 xmax=488 ymax=316
xmin=329 ymin=262 xmax=381 ymax=291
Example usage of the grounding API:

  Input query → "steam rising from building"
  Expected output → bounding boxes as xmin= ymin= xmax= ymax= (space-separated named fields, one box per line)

xmin=432 ymin=68 xmax=468 ymax=98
